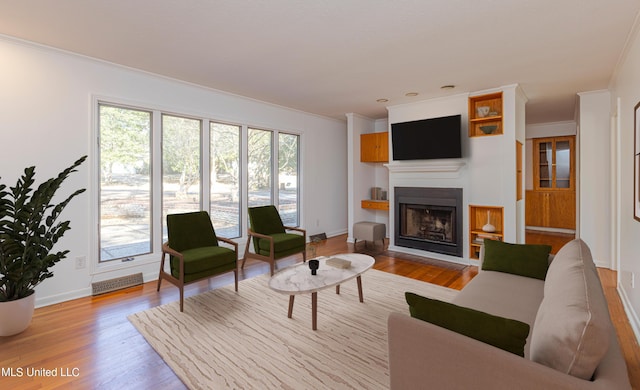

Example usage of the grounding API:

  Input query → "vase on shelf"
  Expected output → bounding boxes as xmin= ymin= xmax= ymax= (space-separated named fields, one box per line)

xmin=482 ymin=210 xmax=496 ymax=233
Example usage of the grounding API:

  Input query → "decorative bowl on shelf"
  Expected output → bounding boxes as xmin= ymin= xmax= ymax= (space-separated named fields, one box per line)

xmin=479 ymin=125 xmax=498 ymax=134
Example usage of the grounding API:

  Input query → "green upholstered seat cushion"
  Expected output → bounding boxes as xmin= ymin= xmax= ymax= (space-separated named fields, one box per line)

xmin=482 ymin=239 xmax=552 ymax=280
xmin=405 ymin=292 xmax=530 ymax=357
xmin=170 ymin=246 xmax=237 ymax=281
xmin=167 ymin=211 xmax=218 ymax=252
xmin=248 ymin=205 xmax=286 ymax=235
xmin=248 ymin=205 xmax=301 ymax=255
xmin=256 ymin=233 xmax=305 ymax=258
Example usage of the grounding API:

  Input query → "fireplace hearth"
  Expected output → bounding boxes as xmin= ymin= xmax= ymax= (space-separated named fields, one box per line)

xmin=394 ymin=187 xmax=463 ymax=257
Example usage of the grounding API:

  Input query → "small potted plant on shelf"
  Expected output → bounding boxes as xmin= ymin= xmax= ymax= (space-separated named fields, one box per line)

xmin=0 ymin=156 xmax=86 ymax=336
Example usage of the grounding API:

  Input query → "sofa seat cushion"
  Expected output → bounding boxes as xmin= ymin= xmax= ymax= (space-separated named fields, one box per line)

xmin=453 ymin=270 xmax=544 ymax=357
xmin=406 ymin=292 xmax=530 ymax=356
xmin=530 ymin=239 xmax=612 ymax=380
xmin=482 ymin=239 xmax=552 ymax=280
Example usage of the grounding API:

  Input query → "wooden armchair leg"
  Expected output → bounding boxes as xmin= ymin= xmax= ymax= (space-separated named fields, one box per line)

xmin=179 ymin=287 xmax=184 ymax=312
xmin=158 ymin=253 xmax=166 ymax=291
xmin=241 ymin=237 xmax=252 ymax=269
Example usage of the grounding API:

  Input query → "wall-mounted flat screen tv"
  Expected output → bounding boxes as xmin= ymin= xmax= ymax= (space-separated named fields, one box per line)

xmin=391 ymin=114 xmax=462 ymax=160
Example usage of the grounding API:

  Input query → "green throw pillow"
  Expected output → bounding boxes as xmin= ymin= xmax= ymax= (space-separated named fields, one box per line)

xmin=482 ymin=239 xmax=551 ymax=280
xmin=405 ymin=292 xmax=530 ymax=357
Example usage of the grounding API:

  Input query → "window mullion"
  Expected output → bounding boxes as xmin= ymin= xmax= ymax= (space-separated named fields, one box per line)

xmin=241 ymin=125 xmax=249 ymax=239
xmin=152 ymin=111 xmax=163 ymax=249
xmin=202 ymin=119 xmax=210 ymax=211
xmin=272 ymin=130 xmax=278 ymax=208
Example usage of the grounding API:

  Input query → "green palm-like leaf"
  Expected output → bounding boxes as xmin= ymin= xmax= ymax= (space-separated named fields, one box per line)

xmin=0 ymin=156 xmax=86 ymax=301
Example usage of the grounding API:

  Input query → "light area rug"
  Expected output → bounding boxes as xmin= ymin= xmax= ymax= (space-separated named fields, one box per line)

xmin=128 ymin=269 xmax=458 ymax=389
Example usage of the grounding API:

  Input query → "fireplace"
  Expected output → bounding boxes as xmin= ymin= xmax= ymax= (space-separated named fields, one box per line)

xmin=394 ymin=187 xmax=463 ymax=257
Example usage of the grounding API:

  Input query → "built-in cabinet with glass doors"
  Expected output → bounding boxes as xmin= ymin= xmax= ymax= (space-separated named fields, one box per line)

xmin=526 ymin=136 xmax=576 ymax=230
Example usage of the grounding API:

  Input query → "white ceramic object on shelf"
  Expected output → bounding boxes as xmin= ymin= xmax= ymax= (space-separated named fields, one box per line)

xmin=482 ymin=210 xmax=496 ymax=233
xmin=476 ymin=106 xmax=490 ymax=118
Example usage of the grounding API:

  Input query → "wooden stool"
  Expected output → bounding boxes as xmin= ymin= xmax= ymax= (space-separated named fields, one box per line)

xmin=353 ymin=221 xmax=386 ymax=249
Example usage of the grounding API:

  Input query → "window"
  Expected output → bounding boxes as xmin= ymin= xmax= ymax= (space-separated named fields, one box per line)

xmin=278 ymin=132 xmax=299 ymax=226
xmin=96 ymin=100 xmax=301 ymax=264
xmin=98 ymin=104 xmax=152 ymax=262
xmin=210 ymin=122 xmax=241 ymax=238
xmin=162 ymin=114 xmax=202 ymax=241
xmin=248 ymin=128 xmax=273 ymax=207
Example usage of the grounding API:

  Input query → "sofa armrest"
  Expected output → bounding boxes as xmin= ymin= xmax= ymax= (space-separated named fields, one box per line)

xmin=387 ymin=313 xmax=628 ymax=390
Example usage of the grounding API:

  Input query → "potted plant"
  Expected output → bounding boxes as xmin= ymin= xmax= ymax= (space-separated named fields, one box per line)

xmin=0 ymin=156 xmax=86 ymax=336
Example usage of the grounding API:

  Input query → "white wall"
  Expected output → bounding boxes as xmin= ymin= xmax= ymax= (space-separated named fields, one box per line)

xmin=346 ymin=114 xmax=390 ymax=242
xmin=0 ymin=36 xmax=347 ymax=307
xmin=577 ymin=90 xmax=612 ymax=268
xmin=386 ymin=93 xmax=470 ymax=264
xmin=383 ymin=86 xmax=524 ymax=264
xmin=609 ymin=19 xmax=640 ymax=340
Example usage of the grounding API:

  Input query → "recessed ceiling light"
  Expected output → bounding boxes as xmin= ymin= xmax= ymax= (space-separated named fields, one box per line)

xmin=376 ymin=98 xmax=389 ymax=103
xmin=440 ymin=85 xmax=456 ymax=90
xmin=405 ymin=92 xmax=419 ymax=97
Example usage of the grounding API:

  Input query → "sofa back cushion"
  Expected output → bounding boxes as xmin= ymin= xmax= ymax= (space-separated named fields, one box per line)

xmin=529 ymin=239 xmax=612 ymax=380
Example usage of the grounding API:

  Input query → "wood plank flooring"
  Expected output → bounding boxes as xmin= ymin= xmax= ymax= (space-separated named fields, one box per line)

xmin=0 ymin=232 xmax=638 ymax=389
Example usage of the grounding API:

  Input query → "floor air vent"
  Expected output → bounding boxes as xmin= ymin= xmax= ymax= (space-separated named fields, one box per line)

xmin=92 ymin=273 xmax=144 ymax=296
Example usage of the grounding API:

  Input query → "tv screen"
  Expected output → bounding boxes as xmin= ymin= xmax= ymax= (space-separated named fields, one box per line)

xmin=391 ymin=114 xmax=462 ymax=161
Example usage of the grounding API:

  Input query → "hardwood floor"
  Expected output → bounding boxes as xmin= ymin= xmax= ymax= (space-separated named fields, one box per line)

xmin=0 ymin=233 xmax=637 ymax=389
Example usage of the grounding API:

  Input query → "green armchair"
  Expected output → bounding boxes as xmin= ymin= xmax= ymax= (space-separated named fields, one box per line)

xmin=157 ymin=211 xmax=238 ymax=312
xmin=242 ymin=205 xmax=306 ymax=275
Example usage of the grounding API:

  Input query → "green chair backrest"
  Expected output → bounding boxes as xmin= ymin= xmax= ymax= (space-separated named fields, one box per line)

xmin=248 ymin=205 xmax=286 ymax=235
xmin=167 ymin=211 xmax=219 ymax=252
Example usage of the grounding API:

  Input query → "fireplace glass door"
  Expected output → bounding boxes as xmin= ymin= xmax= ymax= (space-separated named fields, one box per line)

xmin=400 ymin=204 xmax=456 ymax=244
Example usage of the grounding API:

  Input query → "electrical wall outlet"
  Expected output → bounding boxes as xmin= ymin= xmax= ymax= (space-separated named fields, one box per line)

xmin=75 ymin=256 xmax=86 ymax=270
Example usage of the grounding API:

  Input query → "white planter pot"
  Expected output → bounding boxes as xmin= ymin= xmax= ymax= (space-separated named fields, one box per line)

xmin=0 ymin=293 xmax=36 ymax=336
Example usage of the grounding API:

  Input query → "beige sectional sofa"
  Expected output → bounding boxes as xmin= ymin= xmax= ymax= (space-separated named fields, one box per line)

xmin=388 ymin=239 xmax=631 ymax=389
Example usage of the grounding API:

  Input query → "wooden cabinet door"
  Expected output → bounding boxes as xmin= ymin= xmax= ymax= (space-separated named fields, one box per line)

xmin=548 ymin=191 xmax=576 ymax=229
xmin=525 ymin=190 xmax=547 ymax=227
xmin=526 ymin=190 xmax=576 ymax=229
xmin=360 ymin=132 xmax=388 ymax=162
xmin=376 ymin=132 xmax=389 ymax=161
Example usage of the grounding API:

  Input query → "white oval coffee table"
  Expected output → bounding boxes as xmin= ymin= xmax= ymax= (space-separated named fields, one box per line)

xmin=268 ymin=253 xmax=375 ymax=330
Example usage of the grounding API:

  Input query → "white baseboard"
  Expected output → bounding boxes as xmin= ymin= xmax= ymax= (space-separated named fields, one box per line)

xmin=35 ymin=287 xmax=92 ymax=308
xmin=617 ymin=284 xmax=640 ymax=345
xmin=325 ymin=228 xmax=348 ymax=240
xmin=35 ymin=270 xmax=159 ymax=308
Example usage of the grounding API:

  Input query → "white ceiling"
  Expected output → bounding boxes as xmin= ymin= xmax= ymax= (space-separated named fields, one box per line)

xmin=1 ymin=0 xmax=638 ymax=123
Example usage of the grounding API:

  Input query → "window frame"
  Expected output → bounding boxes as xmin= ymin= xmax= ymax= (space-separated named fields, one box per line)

xmin=96 ymin=101 xmax=155 ymax=265
xmin=91 ymin=96 xmax=303 ymax=274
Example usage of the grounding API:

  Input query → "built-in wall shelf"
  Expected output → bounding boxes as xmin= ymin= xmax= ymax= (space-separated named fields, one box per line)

xmin=469 ymin=92 xmax=503 ymax=137
xmin=361 ymin=200 xmax=389 ymax=210
xmin=469 ymin=205 xmax=504 ymax=260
